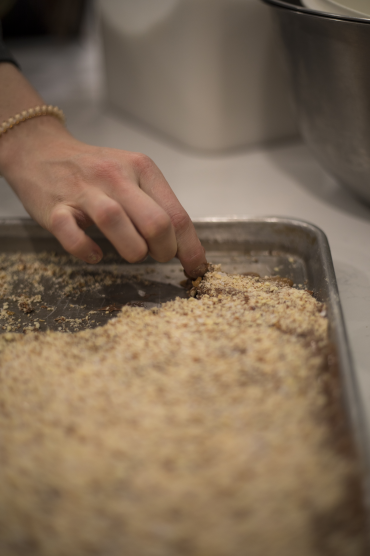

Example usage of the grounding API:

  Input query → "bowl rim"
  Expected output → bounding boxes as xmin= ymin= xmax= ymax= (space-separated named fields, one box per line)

xmin=261 ymin=0 xmax=370 ymax=24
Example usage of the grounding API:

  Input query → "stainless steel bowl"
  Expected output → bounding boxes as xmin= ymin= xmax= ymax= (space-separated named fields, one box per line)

xmin=262 ymin=0 xmax=370 ymax=204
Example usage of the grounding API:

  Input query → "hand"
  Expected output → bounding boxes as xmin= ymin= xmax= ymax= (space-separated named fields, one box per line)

xmin=0 ymin=116 xmax=207 ymax=278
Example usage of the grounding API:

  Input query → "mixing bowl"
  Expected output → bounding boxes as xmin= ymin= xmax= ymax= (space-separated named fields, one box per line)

xmin=303 ymin=0 xmax=370 ymax=19
xmin=262 ymin=0 xmax=370 ymax=204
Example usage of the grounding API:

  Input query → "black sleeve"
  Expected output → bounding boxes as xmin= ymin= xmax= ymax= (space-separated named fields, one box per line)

xmin=0 ymin=21 xmax=20 ymax=68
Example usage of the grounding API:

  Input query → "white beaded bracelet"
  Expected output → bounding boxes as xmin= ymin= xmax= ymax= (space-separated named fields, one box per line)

xmin=0 ymin=105 xmax=65 ymax=138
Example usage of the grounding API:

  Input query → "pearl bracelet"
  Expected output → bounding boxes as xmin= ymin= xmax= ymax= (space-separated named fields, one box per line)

xmin=0 ymin=105 xmax=65 ymax=137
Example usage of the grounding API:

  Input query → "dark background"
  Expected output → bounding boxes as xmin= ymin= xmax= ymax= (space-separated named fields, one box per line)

xmin=1 ymin=0 xmax=88 ymax=39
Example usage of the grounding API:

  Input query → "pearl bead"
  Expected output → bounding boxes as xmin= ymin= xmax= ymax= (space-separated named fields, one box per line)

xmin=0 ymin=105 xmax=65 ymax=138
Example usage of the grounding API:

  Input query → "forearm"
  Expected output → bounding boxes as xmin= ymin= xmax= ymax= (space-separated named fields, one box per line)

xmin=0 ymin=62 xmax=43 ymax=122
xmin=0 ymin=62 xmax=71 ymax=174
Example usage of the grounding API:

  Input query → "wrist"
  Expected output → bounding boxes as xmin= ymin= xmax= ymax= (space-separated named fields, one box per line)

xmin=0 ymin=113 xmax=72 ymax=176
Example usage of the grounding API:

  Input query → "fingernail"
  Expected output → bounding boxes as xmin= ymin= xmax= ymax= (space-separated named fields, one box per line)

xmin=87 ymin=252 xmax=102 ymax=264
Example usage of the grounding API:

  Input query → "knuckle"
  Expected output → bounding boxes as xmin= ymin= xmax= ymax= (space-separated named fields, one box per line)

xmin=49 ymin=207 xmax=68 ymax=233
xmin=156 ymin=248 xmax=177 ymax=264
xmin=94 ymin=201 xmax=122 ymax=228
xmin=130 ymin=152 xmax=155 ymax=175
xmin=67 ymin=236 xmax=86 ymax=256
xmin=125 ymin=245 xmax=148 ymax=264
xmin=170 ymin=209 xmax=191 ymax=236
xmin=142 ymin=213 xmax=172 ymax=241
xmin=49 ymin=208 xmax=87 ymax=256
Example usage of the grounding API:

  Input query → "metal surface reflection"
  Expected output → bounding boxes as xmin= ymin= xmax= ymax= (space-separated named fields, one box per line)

xmin=262 ymin=0 xmax=370 ymax=205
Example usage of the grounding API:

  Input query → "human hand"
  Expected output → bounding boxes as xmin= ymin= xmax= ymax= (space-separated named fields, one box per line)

xmin=0 ymin=116 xmax=207 ymax=278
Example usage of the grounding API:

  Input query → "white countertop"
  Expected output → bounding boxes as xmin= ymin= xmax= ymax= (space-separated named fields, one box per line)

xmin=2 ymin=25 xmax=370 ymax=434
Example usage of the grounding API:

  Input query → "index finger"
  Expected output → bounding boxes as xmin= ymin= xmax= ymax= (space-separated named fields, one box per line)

xmin=132 ymin=153 xmax=208 ymax=278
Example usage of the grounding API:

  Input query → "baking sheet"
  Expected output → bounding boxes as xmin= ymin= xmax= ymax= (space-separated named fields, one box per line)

xmin=0 ymin=216 xmax=369 ymax=520
xmin=0 ymin=218 xmax=309 ymax=334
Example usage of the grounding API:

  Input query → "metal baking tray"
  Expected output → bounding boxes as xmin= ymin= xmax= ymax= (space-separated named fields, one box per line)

xmin=0 ymin=216 xmax=369 ymax=522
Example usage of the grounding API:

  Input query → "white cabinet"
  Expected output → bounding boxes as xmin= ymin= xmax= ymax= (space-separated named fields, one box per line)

xmin=99 ymin=0 xmax=298 ymax=152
